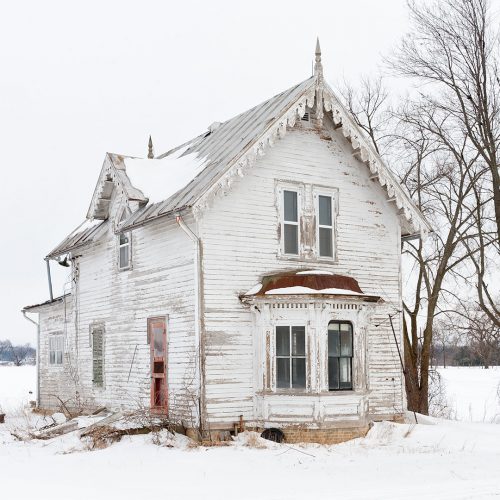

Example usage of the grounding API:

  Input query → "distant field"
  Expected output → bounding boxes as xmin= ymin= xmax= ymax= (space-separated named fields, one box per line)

xmin=437 ymin=366 xmax=500 ymax=423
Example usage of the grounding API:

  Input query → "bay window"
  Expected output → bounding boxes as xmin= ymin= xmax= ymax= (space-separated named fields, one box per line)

xmin=276 ymin=325 xmax=306 ymax=389
xmin=328 ymin=321 xmax=353 ymax=390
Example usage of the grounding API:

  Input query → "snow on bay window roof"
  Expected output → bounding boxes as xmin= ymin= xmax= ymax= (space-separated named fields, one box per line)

xmin=242 ymin=270 xmax=382 ymax=302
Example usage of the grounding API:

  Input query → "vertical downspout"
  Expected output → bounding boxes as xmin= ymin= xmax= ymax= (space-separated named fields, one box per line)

xmin=176 ymin=214 xmax=205 ymax=433
xmin=45 ymin=259 xmax=53 ymax=302
xmin=22 ymin=311 xmax=40 ymax=407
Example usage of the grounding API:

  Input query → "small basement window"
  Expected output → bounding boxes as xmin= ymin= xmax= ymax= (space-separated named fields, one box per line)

xmin=276 ymin=325 xmax=306 ymax=389
xmin=49 ymin=334 xmax=64 ymax=365
xmin=328 ymin=321 xmax=353 ymax=390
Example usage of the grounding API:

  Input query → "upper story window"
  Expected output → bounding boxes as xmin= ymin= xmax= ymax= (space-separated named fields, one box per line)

xmin=118 ymin=209 xmax=131 ymax=270
xmin=276 ymin=325 xmax=306 ymax=389
xmin=119 ymin=232 xmax=131 ymax=269
xmin=328 ymin=321 xmax=353 ymax=390
xmin=49 ymin=334 xmax=64 ymax=365
xmin=317 ymin=193 xmax=335 ymax=258
xmin=282 ymin=190 xmax=299 ymax=255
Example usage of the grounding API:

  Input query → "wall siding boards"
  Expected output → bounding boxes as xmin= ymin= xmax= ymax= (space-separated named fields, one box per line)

xmin=199 ymin=125 xmax=403 ymax=426
xmin=37 ymin=120 xmax=404 ymax=431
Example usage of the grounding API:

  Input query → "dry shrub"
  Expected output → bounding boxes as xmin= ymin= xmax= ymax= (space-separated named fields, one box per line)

xmin=82 ymin=425 xmax=123 ymax=450
xmin=244 ymin=432 xmax=267 ymax=449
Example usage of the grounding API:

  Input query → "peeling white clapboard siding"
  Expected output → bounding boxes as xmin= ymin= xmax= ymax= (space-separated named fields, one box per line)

xmin=38 ymin=120 xmax=405 ymax=429
xmin=38 ymin=191 xmax=197 ymax=420
xmin=199 ymin=125 xmax=403 ymax=425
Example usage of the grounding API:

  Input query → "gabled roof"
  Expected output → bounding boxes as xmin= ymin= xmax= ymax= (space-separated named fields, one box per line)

xmin=116 ymin=46 xmax=430 ymax=236
xmin=54 ymin=42 xmax=430 ymax=260
xmin=120 ymin=77 xmax=316 ymax=230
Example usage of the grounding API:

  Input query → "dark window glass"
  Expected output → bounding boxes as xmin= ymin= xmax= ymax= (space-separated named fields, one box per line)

xmin=119 ymin=245 xmax=129 ymax=268
xmin=277 ymin=358 xmax=290 ymax=388
xmin=284 ymin=190 xmax=298 ymax=222
xmin=119 ymin=233 xmax=129 ymax=245
xmin=292 ymin=358 xmax=306 ymax=388
xmin=319 ymin=227 xmax=333 ymax=257
xmin=319 ymin=195 xmax=332 ymax=226
xmin=276 ymin=325 xmax=306 ymax=390
xmin=276 ymin=326 xmax=290 ymax=356
xmin=328 ymin=322 xmax=352 ymax=391
xmin=284 ymin=224 xmax=298 ymax=254
xmin=291 ymin=326 xmax=305 ymax=355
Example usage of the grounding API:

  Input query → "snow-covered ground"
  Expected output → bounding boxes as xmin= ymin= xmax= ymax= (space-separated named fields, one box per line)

xmin=0 ymin=365 xmax=499 ymax=500
xmin=438 ymin=366 xmax=500 ymax=423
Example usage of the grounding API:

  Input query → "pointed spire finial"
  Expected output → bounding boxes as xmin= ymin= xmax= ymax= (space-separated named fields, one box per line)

xmin=314 ymin=37 xmax=323 ymax=80
xmin=148 ymin=135 xmax=154 ymax=159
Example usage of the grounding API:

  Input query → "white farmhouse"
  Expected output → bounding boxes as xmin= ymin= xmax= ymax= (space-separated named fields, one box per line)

xmin=23 ymin=42 xmax=430 ymax=443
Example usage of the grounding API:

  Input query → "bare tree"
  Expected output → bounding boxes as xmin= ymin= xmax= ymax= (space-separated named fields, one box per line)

xmin=10 ymin=343 xmax=32 ymax=366
xmin=393 ymin=0 xmax=500 ymax=240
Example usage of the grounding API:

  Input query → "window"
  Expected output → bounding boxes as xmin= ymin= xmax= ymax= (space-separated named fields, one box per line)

xmin=49 ymin=334 xmax=64 ymax=365
xmin=92 ymin=327 xmax=104 ymax=386
xmin=276 ymin=325 xmax=306 ymax=389
xmin=328 ymin=321 xmax=353 ymax=390
xmin=317 ymin=194 xmax=334 ymax=258
xmin=118 ymin=209 xmax=131 ymax=270
xmin=282 ymin=190 xmax=299 ymax=255
xmin=118 ymin=232 xmax=131 ymax=269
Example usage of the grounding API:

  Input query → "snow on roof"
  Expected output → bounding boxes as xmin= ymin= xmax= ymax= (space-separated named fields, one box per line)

xmin=265 ymin=286 xmax=365 ymax=296
xmin=123 ymin=147 xmax=207 ymax=204
xmin=295 ymin=270 xmax=334 ymax=275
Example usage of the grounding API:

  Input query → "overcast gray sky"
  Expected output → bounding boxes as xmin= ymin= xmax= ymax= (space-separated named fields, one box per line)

xmin=0 ymin=0 xmax=431 ymax=344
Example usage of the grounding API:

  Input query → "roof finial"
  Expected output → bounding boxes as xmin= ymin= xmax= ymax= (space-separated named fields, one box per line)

xmin=314 ymin=37 xmax=323 ymax=80
xmin=148 ymin=135 xmax=154 ymax=159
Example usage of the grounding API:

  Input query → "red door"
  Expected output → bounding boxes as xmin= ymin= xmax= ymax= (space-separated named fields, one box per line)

xmin=148 ymin=317 xmax=167 ymax=412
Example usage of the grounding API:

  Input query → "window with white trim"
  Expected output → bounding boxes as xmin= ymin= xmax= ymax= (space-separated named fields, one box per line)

xmin=328 ymin=321 xmax=353 ymax=390
xmin=282 ymin=189 xmax=299 ymax=255
xmin=49 ymin=334 xmax=64 ymax=365
xmin=118 ymin=210 xmax=131 ymax=270
xmin=316 ymin=191 xmax=336 ymax=258
xmin=276 ymin=325 xmax=306 ymax=389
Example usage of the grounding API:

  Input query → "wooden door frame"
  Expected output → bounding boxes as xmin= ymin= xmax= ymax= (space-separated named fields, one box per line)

xmin=147 ymin=316 xmax=168 ymax=412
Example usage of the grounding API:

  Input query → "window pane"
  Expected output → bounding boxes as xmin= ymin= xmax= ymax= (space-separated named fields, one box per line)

xmin=328 ymin=328 xmax=340 ymax=357
xmin=319 ymin=227 xmax=333 ymax=257
xmin=120 ymin=245 xmax=129 ymax=268
xmin=49 ymin=351 xmax=55 ymax=365
xmin=153 ymin=325 xmax=164 ymax=357
xmin=319 ymin=195 xmax=332 ymax=226
xmin=119 ymin=233 xmax=129 ymax=245
xmin=340 ymin=357 xmax=352 ymax=388
xmin=340 ymin=328 xmax=352 ymax=356
xmin=93 ymin=330 xmax=103 ymax=357
xmin=284 ymin=224 xmax=298 ymax=254
xmin=56 ymin=351 xmax=63 ymax=365
xmin=277 ymin=358 xmax=290 ymax=388
xmin=276 ymin=326 xmax=290 ymax=356
xmin=291 ymin=326 xmax=305 ymax=356
xmin=328 ymin=357 xmax=339 ymax=390
xmin=283 ymin=190 xmax=298 ymax=222
xmin=292 ymin=358 xmax=306 ymax=388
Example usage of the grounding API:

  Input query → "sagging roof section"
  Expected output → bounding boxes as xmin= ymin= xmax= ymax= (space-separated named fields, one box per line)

xmin=46 ymin=219 xmax=107 ymax=259
xmin=49 ymin=43 xmax=432 ymax=259
xmin=241 ymin=270 xmax=381 ymax=302
xmin=23 ymin=293 xmax=71 ymax=312
xmin=121 ymin=77 xmax=316 ymax=230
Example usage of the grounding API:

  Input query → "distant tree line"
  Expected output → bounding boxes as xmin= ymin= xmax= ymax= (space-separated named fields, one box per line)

xmin=0 ymin=340 xmax=35 ymax=366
